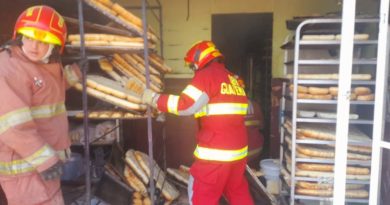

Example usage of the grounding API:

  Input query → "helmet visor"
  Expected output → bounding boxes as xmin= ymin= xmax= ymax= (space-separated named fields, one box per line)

xmin=18 ymin=27 xmax=62 ymax=46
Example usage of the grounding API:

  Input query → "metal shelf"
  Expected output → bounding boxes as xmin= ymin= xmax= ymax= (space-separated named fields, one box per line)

xmin=292 ymin=79 xmax=376 ymax=85
xmin=281 ymin=40 xmax=378 ymax=49
xmin=295 ymin=139 xmax=372 ymax=146
xmin=296 ymin=99 xmax=375 ymax=105
xmin=279 ymin=16 xmax=385 ymax=205
xmin=283 ymin=129 xmax=372 ymax=146
xmin=294 ymin=195 xmax=368 ymax=203
xmin=295 ymin=158 xmax=371 ymax=166
xmin=285 ymin=59 xmax=377 ymax=65
xmin=294 ymin=176 xmax=370 ymax=185
xmin=296 ymin=117 xmax=373 ymax=124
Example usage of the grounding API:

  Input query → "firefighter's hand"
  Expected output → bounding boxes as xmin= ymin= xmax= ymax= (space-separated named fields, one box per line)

xmin=40 ymin=161 xmax=63 ymax=181
xmin=64 ymin=63 xmax=81 ymax=87
xmin=141 ymin=89 xmax=158 ymax=108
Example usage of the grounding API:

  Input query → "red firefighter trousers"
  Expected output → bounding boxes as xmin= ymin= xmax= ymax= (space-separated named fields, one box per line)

xmin=189 ymin=159 xmax=254 ymax=205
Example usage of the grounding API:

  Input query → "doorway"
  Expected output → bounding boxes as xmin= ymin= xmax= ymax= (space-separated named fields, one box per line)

xmin=212 ymin=13 xmax=273 ymax=159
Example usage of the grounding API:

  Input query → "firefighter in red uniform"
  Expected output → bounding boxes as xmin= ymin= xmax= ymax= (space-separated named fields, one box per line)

xmin=236 ymin=77 xmax=265 ymax=164
xmin=142 ymin=41 xmax=254 ymax=205
xmin=0 ymin=5 xmax=80 ymax=205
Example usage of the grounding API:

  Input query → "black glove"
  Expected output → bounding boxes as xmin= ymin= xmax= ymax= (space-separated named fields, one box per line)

xmin=40 ymin=161 xmax=63 ymax=181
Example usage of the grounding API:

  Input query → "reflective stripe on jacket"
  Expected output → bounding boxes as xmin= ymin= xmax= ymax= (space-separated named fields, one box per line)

xmin=157 ymin=61 xmax=249 ymax=162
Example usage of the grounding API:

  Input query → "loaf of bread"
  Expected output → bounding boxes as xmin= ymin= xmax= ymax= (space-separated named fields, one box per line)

xmin=286 ymin=73 xmax=372 ymax=80
xmin=87 ymin=74 xmax=142 ymax=104
xmin=296 ymin=181 xmax=365 ymax=190
xmin=289 ymin=84 xmax=308 ymax=93
xmin=296 ymin=188 xmax=369 ymax=198
xmin=134 ymin=151 xmax=180 ymax=201
xmin=308 ymin=87 xmax=329 ymax=95
xmin=123 ymin=165 xmax=148 ymax=195
xmin=87 ymin=0 xmax=117 ymax=16
xmin=74 ymin=83 xmax=146 ymax=111
xmin=354 ymin=87 xmax=372 ymax=95
xmin=357 ymin=94 xmax=374 ymax=101
xmin=302 ymin=34 xmax=335 ymax=40
xmin=297 ymin=163 xmax=370 ymax=175
xmin=125 ymin=149 xmax=149 ymax=184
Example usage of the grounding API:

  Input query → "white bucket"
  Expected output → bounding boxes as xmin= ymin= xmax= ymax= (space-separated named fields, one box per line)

xmin=260 ymin=159 xmax=280 ymax=180
xmin=260 ymin=159 xmax=280 ymax=194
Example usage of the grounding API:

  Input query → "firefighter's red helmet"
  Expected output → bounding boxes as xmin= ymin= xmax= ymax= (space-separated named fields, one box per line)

xmin=184 ymin=40 xmax=223 ymax=70
xmin=13 ymin=5 xmax=67 ymax=53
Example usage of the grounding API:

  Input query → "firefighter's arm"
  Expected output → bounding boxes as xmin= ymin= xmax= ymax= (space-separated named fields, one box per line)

xmin=0 ymin=77 xmax=59 ymax=173
xmin=153 ymin=83 xmax=209 ymax=116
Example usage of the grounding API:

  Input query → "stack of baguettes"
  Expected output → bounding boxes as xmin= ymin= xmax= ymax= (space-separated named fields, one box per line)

xmin=72 ymin=52 xmax=172 ymax=115
xmin=67 ymin=34 xmax=155 ymax=50
xmin=123 ymin=149 xmax=180 ymax=203
xmin=74 ymin=74 xmax=147 ymax=112
xmin=98 ymin=53 xmax=171 ymax=94
xmin=282 ymin=120 xmax=371 ymax=199
xmin=83 ymin=0 xmax=158 ymax=42
xmin=289 ymin=84 xmax=375 ymax=101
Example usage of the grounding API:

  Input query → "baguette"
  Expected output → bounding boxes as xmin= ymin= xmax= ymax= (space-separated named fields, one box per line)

xmin=124 ymin=149 xmax=149 ymax=184
xmin=69 ymin=34 xmax=143 ymax=43
xmin=308 ymin=87 xmax=329 ymax=95
xmin=86 ymin=0 xmax=117 ymax=16
xmin=296 ymin=188 xmax=369 ymax=198
xmin=296 ymin=181 xmax=365 ymax=190
xmin=96 ymin=0 xmax=114 ymax=8
xmin=98 ymin=58 xmax=126 ymax=84
xmin=74 ymin=83 xmax=146 ymax=111
xmin=113 ymin=54 xmax=146 ymax=83
xmin=353 ymin=87 xmax=372 ymax=95
xmin=297 ymin=163 xmax=370 ymax=175
xmin=357 ymin=94 xmax=374 ymax=101
xmin=86 ymin=75 xmax=142 ymax=104
xmin=131 ymin=54 xmax=161 ymax=75
xmin=111 ymin=111 xmax=123 ymax=118
xmin=108 ymin=41 xmax=144 ymax=48
xmin=296 ymin=144 xmax=371 ymax=160
xmin=70 ymin=40 xmax=109 ymax=46
xmin=134 ymin=151 xmax=180 ymax=201
xmin=121 ymin=54 xmax=163 ymax=86
xmin=111 ymin=3 xmax=143 ymax=28
xmin=112 ymin=58 xmax=161 ymax=93
xmin=289 ymin=84 xmax=308 ymax=93
xmin=310 ymin=94 xmax=332 ymax=100
xmin=150 ymin=53 xmax=172 ymax=73
xmin=123 ymin=165 xmax=147 ymax=195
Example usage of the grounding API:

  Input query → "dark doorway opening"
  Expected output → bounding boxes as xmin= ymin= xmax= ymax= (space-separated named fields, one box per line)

xmin=212 ymin=13 xmax=273 ymax=160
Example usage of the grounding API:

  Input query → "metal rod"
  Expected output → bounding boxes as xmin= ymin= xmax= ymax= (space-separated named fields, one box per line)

xmin=369 ymin=0 xmax=390 ymax=204
xmin=141 ymin=0 xmax=156 ymax=204
xmin=158 ymin=0 xmax=164 ymax=56
xmin=333 ymin=0 xmax=356 ymax=204
xmin=77 ymin=0 xmax=91 ymax=204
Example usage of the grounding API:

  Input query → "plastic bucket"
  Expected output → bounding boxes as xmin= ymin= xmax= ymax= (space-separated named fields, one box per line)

xmin=260 ymin=159 xmax=280 ymax=180
xmin=61 ymin=153 xmax=84 ymax=181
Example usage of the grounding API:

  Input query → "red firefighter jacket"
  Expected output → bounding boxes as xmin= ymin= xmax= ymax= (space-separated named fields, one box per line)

xmin=245 ymin=100 xmax=264 ymax=156
xmin=0 ymin=46 xmax=71 ymax=203
xmin=157 ymin=61 xmax=249 ymax=162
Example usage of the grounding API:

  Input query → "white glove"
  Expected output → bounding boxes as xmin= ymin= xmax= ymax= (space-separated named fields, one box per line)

xmin=64 ymin=64 xmax=81 ymax=86
xmin=141 ymin=89 xmax=159 ymax=108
